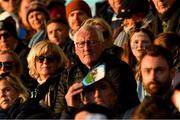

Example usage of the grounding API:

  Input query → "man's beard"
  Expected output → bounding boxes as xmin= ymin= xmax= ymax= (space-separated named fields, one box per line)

xmin=144 ymin=77 xmax=172 ymax=96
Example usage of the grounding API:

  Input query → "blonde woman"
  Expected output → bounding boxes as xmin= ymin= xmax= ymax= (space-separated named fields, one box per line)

xmin=27 ymin=40 xmax=68 ymax=117
xmin=0 ymin=73 xmax=29 ymax=118
xmin=0 ymin=73 xmax=54 ymax=119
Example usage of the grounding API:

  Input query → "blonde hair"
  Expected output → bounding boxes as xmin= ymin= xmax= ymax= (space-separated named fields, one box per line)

xmin=0 ymin=73 xmax=29 ymax=103
xmin=27 ymin=40 xmax=68 ymax=79
xmin=0 ymin=50 xmax=23 ymax=77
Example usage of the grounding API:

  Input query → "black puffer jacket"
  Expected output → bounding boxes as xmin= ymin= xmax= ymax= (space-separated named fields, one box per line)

xmin=7 ymin=98 xmax=54 ymax=119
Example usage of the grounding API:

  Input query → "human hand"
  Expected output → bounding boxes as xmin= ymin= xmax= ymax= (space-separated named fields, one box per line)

xmin=65 ymin=82 xmax=83 ymax=108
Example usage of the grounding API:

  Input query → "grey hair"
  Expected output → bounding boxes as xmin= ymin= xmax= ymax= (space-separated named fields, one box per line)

xmin=74 ymin=24 xmax=105 ymax=44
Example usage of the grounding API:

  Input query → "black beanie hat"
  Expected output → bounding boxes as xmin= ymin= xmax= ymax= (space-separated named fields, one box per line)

xmin=0 ymin=16 xmax=18 ymax=40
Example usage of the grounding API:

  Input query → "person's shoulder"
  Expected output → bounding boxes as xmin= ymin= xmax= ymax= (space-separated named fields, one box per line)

xmin=0 ymin=109 xmax=7 ymax=119
xmin=103 ymin=52 xmax=130 ymax=67
xmin=11 ymin=98 xmax=54 ymax=119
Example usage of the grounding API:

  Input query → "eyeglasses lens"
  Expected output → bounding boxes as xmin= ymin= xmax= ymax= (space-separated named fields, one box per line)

xmin=35 ymin=56 xmax=56 ymax=63
xmin=0 ymin=62 xmax=14 ymax=70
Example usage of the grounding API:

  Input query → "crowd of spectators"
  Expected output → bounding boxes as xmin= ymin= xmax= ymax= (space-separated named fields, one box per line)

xmin=0 ymin=0 xmax=179 ymax=119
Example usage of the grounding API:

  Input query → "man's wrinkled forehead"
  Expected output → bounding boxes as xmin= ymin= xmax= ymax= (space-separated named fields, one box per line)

xmin=76 ymin=29 xmax=98 ymax=42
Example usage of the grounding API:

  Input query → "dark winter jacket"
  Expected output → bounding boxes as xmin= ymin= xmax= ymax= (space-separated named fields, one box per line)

xmin=30 ymin=68 xmax=64 ymax=118
xmin=151 ymin=0 xmax=180 ymax=35
xmin=6 ymin=98 xmax=54 ymax=119
xmin=56 ymin=51 xmax=140 ymax=118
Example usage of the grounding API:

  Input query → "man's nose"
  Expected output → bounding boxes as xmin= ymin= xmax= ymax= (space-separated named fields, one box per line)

xmin=0 ymin=91 xmax=5 ymax=98
xmin=0 ymin=65 xmax=6 ymax=72
xmin=150 ymin=70 xmax=156 ymax=80
xmin=0 ymin=36 xmax=6 ymax=42
xmin=73 ymin=14 xmax=79 ymax=20
xmin=83 ymin=43 xmax=91 ymax=51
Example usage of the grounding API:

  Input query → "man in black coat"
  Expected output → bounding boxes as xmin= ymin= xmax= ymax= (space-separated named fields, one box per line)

xmin=56 ymin=23 xmax=139 ymax=119
xmin=150 ymin=0 xmax=180 ymax=35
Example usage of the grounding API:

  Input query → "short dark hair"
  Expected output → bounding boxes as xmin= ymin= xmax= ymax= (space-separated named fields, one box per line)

xmin=140 ymin=45 xmax=174 ymax=69
xmin=47 ymin=18 xmax=68 ymax=26
xmin=46 ymin=18 xmax=68 ymax=30
xmin=132 ymin=96 xmax=178 ymax=119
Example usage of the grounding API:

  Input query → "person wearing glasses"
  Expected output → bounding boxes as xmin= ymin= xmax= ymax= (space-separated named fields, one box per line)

xmin=0 ymin=50 xmax=23 ymax=78
xmin=0 ymin=16 xmax=31 ymax=89
xmin=57 ymin=24 xmax=139 ymax=119
xmin=82 ymin=18 xmax=123 ymax=59
xmin=0 ymin=50 xmax=34 ymax=90
xmin=27 ymin=40 xmax=68 ymax=118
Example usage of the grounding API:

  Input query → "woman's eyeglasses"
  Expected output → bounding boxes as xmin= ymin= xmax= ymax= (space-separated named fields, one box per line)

xmin=0 ymin=61 xmax=15 ymax=70
xmin=35 ymin=56 xmax=56 ymax=63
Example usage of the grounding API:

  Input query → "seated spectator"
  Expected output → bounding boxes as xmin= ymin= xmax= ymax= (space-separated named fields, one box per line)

xmin=64 ymin=63 xmax=132 ymax=118
xmin=154 ymin=32 xmax=180 ymax=87
xmin=123 ymin=45 xmax=177 ymax=119
xmin=121 ymin=28 xmax=154 ymax=73
xmin=26 ymin=1 xmax=49 ymax=48
xmin=18 ymin=0 xmax=34 ymax=43
xmin=137 ymin=45 xmax=174 ymax=101
xmin=0 ymin=0 xmax=20 ymax=36
xmin=0 ymin=16 xmax=30 ymax=88
xmin=95 ymin=0 xmax=124 ymax=29
xmin=66 ymin=0 xmax=92 ymax=40
xmin=27 ymin=40 xmax=68 ymax=118
xmin=46 ymin=18 xmax=75 ymax=61
xmin=83 ymin=17 xmax=123 ymax=58
xmin=0 ymin=16 xmax=29 ymax=55
xmin=150 ymin=0 xmax=180 ymax=35
xmin=0 ymin=73 xmax=54 ymax=119
xmin=57 ymin=24 xmax=139 ymax=118
xmin=120 ymin=28 xmax=154 ymax=101
xmin=0 ymin=73 xmax=29 ymax=119
xmin=113 ymin=0 xmax=152 ymax=48
xmin=0 ymin=50 xmax=22 ymax=78
xmin=132 ymin=96 xmax=179 ymax=119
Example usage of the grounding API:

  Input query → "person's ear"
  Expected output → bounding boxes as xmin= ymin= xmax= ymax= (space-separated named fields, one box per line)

xmin=170 ymin=68 xmax=176 ymax=80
